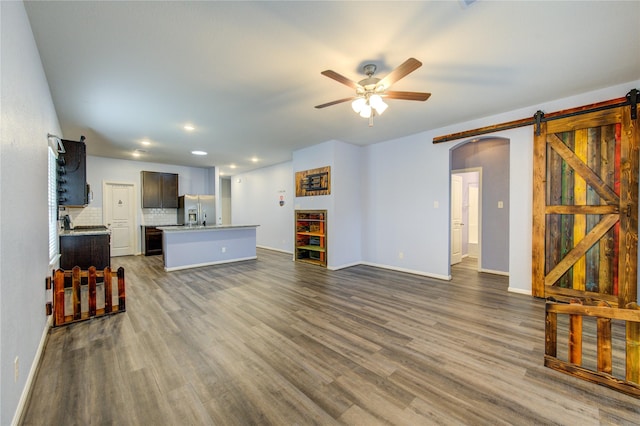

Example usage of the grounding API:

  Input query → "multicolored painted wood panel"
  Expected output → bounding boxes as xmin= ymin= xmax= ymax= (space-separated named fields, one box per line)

xmin=544 ymin=124 xmax=620 ymax=296
xmin=533 ymin=105 xmax=638 ymax=308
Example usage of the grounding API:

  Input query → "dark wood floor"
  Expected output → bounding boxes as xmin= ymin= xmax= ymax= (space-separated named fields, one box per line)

xmin=21 ymin=250 xmax=639 ymax=425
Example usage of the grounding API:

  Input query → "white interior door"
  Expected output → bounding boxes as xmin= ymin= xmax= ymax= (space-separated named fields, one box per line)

xmin=451 ymin=175 xmax=463 ymax=265
xmin=104 ymin=182 xmax=136 ymax=257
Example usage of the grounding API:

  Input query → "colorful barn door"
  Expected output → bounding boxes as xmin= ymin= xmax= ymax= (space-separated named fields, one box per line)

xmin=532 ymin=106 xmax=638 ymax=307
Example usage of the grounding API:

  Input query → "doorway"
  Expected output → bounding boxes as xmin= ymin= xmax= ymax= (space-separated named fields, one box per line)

xmin=103 ymin=181 xmax=136 ymax=257
xmin=451 ymin=169 xmax=482 ymax=269
xmin=450 ymin=137 xmax=510 ymax=277
xmin=220 ymin=177 xmax=231 ymax=225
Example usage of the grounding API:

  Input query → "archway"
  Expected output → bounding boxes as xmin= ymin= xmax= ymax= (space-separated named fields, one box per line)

xmin=450 ymin=137 xmax=510 ymax=278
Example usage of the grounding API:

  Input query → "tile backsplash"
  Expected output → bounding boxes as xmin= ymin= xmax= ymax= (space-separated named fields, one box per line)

xmin=59 ymin=206 xmax=102 ymax=227
xmin=59 ymin=207 xmax=178 ymax=227
xmin=141 ymin=208 xmax=178 ymax=226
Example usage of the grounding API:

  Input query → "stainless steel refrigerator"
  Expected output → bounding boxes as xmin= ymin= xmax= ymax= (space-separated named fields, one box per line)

xmin=177 ymin=195 xmax=216 ymax=226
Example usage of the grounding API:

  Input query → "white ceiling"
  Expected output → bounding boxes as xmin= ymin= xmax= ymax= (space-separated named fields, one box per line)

xmin=24 ymin=1 xmax=640 ymax=175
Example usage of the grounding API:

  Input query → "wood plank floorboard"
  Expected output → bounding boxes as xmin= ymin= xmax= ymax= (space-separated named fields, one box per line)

xmin=20 ymin=251 xmax=640 ymax=425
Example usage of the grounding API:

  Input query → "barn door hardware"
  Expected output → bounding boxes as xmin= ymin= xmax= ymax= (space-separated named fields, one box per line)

xmin=534 ymin=110 xmax=545 ymax=136
xmin=434 ymin=88 xmax=640 ymax=143
xmin=627 ymin=88 xmax=638 ymax=120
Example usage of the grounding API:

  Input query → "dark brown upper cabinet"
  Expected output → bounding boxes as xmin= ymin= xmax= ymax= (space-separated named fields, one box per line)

xmin=141 ymin=171 xmax=178 ymax=208
xmin=58 ymin=139 xmax=89 ymax=206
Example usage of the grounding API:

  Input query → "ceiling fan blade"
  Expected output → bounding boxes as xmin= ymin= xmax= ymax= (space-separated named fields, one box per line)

xmin=315 ymin=97 xmax=357 ymax=109
xmin=385 ymin=91 xmax=431 ymax=101
xmin=378 ymin=58 xmax=423 ymax=90
xmin=321 ymin=70 xmax=360 ymax=90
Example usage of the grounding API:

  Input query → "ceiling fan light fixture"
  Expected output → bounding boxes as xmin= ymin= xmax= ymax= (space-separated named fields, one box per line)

xmin=369 ymin=95 xmax=388 ymax=115
xmin=351 ymin=97 xmax=366 ymax=113
xmin=375 ymin=102 xmax=388 ymax=115
xmin=359 ymin=103 xmax=372 ymax=118
xmin=316 ymin=58 xmax=428 ymax=125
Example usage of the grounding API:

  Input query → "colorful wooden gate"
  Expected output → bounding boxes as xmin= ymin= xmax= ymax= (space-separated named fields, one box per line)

xmin=532 ymin=106 xmax=638 ymax=307
xmin=533 ymin=105 xmax=640 ymax=396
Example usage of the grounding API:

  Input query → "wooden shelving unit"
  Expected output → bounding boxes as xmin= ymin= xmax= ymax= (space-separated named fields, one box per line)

xmin=295 ymin=210 xmax=326 ymax=267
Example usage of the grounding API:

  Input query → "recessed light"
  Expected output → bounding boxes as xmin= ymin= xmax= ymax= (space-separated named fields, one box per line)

xmin=251 ymin=157 xmax=259 ymax=163
xmin=141 ymin=140 xmax=151 ymax=146
xmin=191 ymin=150 xmax=207 ymax=156
xmin=229 ymin=164 xmax=237 ymax=169
xmin=184 ymin=124 xmax=195 ymax=131
xmin=219 ymin=172 xmax=225 ymax=176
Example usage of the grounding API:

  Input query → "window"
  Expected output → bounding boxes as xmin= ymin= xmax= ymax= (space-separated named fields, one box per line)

xmin=48 ymin=146 xmax=59 ymax=263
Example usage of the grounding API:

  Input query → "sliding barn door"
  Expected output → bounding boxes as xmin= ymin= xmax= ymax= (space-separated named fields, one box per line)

xmin=532 ymin=106 xmax=638 ymax=307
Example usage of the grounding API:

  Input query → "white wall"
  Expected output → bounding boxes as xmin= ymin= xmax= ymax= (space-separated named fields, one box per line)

xmin=232 ymin=161 xmax=294 ymax=253
xmin=0 ymin=2 xmax=62 ymax=424
xmin=362 ymin=132 xmax=452 ymax=279
xmin=331 ymin=141 xmax=363 ymax=269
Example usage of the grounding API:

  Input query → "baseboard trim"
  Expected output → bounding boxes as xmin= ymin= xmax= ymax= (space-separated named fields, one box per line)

xmin=508 ymin=287 xmax=531 ymax=296
xmin=164 ymin=256 xmax=257 ymax=272
xmin=256 ymin=245 xmax=293 ymax=255
xmin=479 ymin=268 xmax=509 ymax=277
xmin=327 ymin=261 xmax=361 ymax=271
xmin=12 ymin=316 xmax=52 ymax=426
xmin=360 ymin=261 xmax=451 ymax=281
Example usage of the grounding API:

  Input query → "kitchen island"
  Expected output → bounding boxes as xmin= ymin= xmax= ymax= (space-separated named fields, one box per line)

xmin=157 ymin=225 xmax=259 ymax=271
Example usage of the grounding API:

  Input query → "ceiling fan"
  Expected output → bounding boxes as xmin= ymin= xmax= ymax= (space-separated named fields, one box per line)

xmin=315 ymin=57 xmax=431 ymax=126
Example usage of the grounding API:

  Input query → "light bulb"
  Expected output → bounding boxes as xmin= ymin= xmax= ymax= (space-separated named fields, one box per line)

xmin=351 ymin=98 xmax=366 ymax=113
xmin=370 ymin=94 xmax=388 ymax=115
xmin=359 ymin=103 xmax=372 ymax=118
xmin=374 ymin=100 xmax=388 ymax=115
xmin=369 ymin=94 xmax=383 ymax=108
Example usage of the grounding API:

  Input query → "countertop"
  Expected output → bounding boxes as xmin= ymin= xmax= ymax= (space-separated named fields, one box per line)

xmin=157 ymin=224 xmax=259 ymax=232
xmin=60 ymin=226 xmax=111 ymax=236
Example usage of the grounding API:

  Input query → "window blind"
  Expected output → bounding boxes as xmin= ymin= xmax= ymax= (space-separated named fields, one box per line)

xmin=48 ymin=146 xmax=59 ymax=262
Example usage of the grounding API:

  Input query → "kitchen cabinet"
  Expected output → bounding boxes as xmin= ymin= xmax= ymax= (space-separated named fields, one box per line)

xmin=141 ymin=171 xmax=178 ymax=208
xmin=142 ymin=226 xmax=163 ymax=256
xmin=58 ymin=139 xmax=89 ymax=206
xmin=295 ymin=210 xmax=326 ymax=267
xmin=60 ymin=232 xmax=111 ymax=271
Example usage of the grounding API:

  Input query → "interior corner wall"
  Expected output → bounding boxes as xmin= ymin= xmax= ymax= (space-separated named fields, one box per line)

xmin=0 ymin=2 xmax=62 ymax=424
xmin=231 ymin=161 xmax=294 ymax=253
xmin=326 ymin=141 xmax=363 ymax=269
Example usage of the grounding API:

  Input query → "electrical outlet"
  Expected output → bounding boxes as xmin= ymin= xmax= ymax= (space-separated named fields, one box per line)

xmin=399 ymin=252 xmax=404 ymax=259
xmin=498 ymin=201 xmax=504 ymax=209
xmin=14 ymin=357 xmax=19 ymax=382
xmin=221 ymin=247 xmax=226 ymax=253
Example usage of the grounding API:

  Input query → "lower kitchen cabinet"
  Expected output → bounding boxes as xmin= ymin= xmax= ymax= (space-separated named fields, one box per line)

xmin=60 ymin=233 xmax=111 ymax=271
xmin=142 ymin=226 xmax=163 ymax=256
